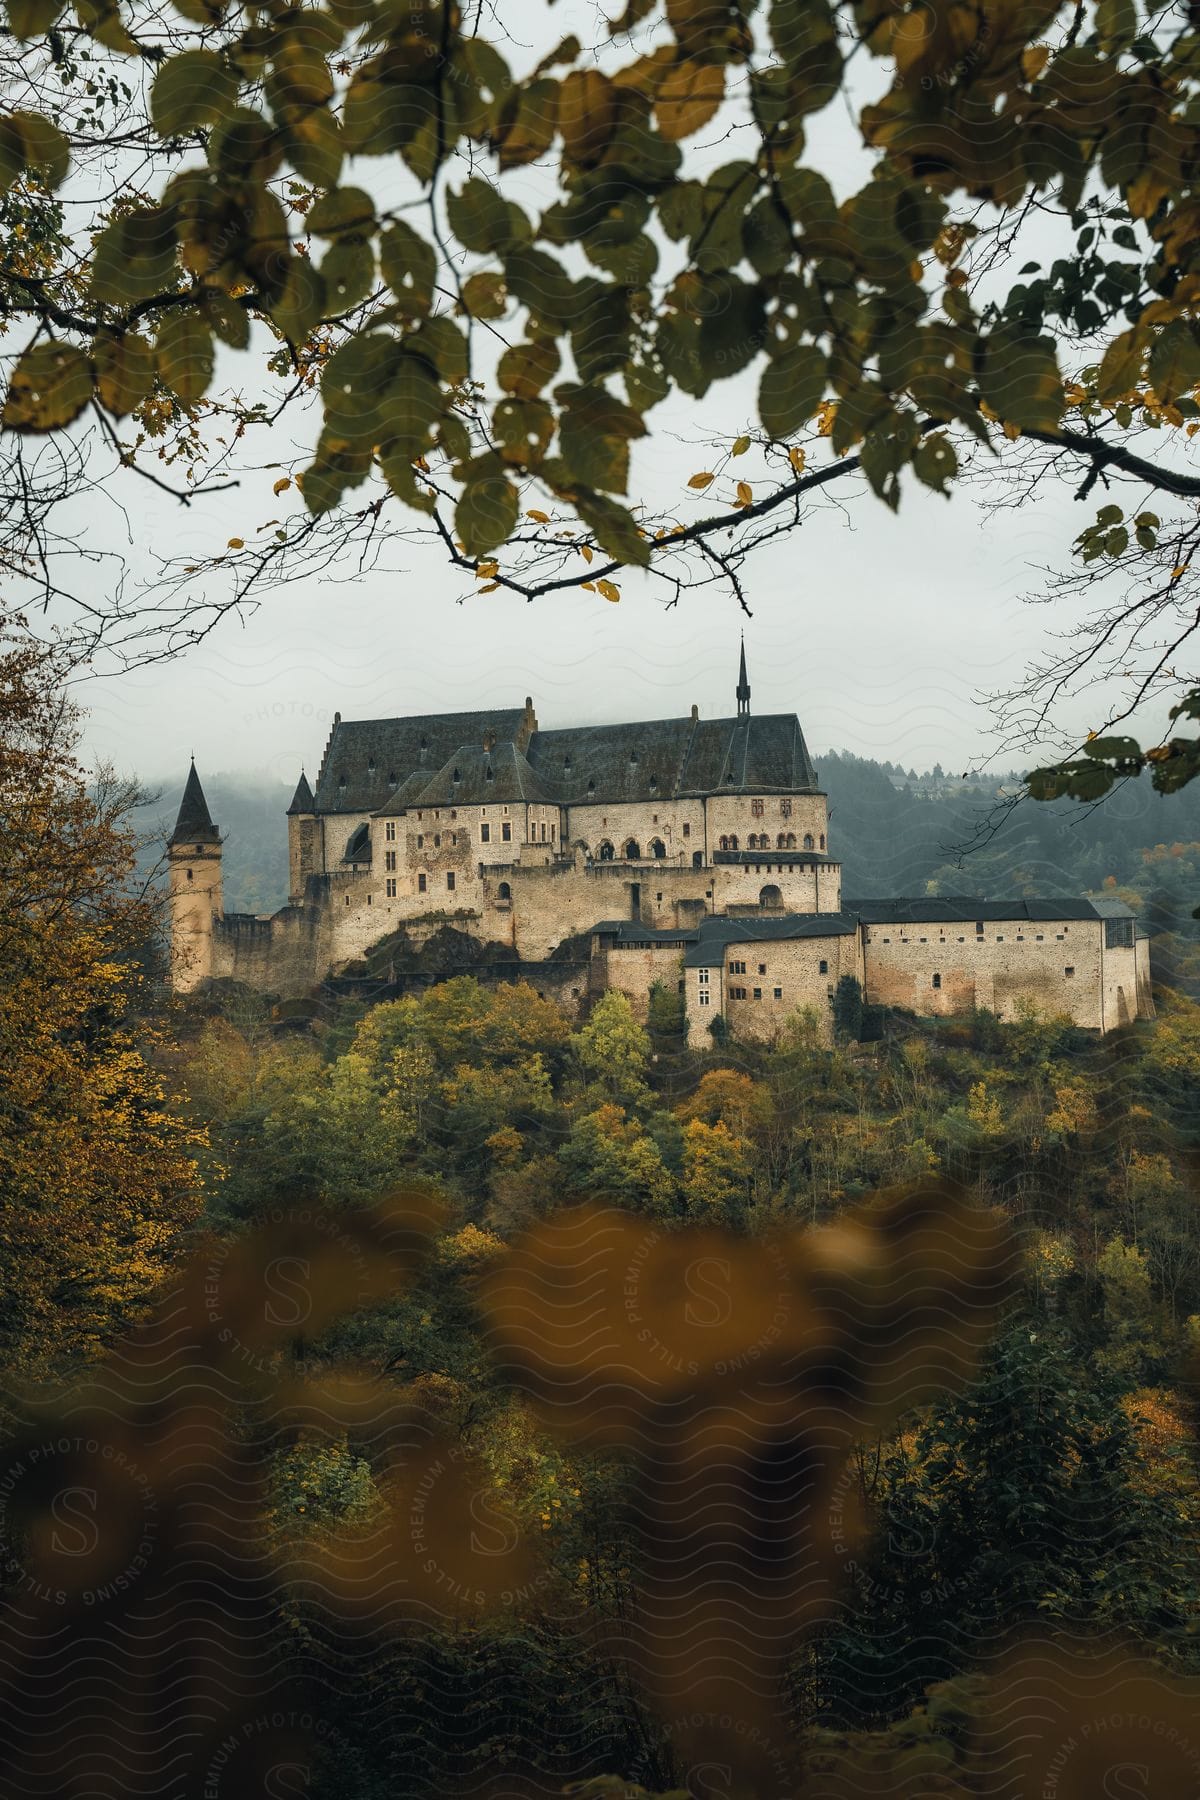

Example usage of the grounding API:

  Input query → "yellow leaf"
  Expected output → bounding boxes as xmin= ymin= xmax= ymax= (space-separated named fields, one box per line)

xmin=1022 ymin=44 xmax=1050 ymax=80
xmin=788 ymin=446 xmax=806 ymax=473
xmin=736 ymin=480 xmax=752 ymax=506
xmin=526 ymin=508 xmax=550 ymax=522
xmin=476 ymin=560 xmax=499 ymax=578
xmin=580 ymin=580 xmax=596 ymax=591
xmin=597 ymin=578 xmax=620 ymax=602
xmin=731 ymin=434 xmax=750 ymax=456
xmin=1003 ymin=421 xmax=1022 ymax=440
xmin=580 ymin=544 xmax=593 ymax=563
xmin=1171 ymin=564 xmax=1188 ymax=578
xmin=688 ymin=471 xmax=714 ymax=488
xmin=815 ymin=402 xmax=837 ymax=437
xmin=273 ymin=477 xmax=292 ymax=495
xmin=479 ymin=581 xmax=499 ymax=593
xmin=227 ymin=536 xmax=244 ymax=548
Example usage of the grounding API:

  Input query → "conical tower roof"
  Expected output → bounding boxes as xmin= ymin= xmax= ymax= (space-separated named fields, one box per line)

xmin=170 ymin=760 xmax=219 ymax=845
xmin=287 ymin=770 xmax=315 ymax=815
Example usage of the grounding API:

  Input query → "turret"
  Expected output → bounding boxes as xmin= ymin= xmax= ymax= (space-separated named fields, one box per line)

xmin=736 ymin=637 xmax=751 ymax=719
xmin=168 ymin=761 xmax=222 ymax=991
xmin=287 ymin=768 xmax=318 ymax=904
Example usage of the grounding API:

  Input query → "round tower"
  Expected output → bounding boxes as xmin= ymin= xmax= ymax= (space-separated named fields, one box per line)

xmin=168 ymin=760 xmax=222 ymax=991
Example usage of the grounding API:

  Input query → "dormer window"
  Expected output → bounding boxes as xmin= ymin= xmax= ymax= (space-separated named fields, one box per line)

xmin=588 ymin=779 xmax=595 ymax=792
xmin=368 ymin=757 xmax=375 ymax=771
xmin=564 ymin=755 xmax=571 ymax=769
xmin=649 ymin=773 xmax=657 ymax=788
xmin=630 ymin=750 xmax=639 ymax=764
xmin=338 ymin=773 xmax=346 ymax=789
xmin=453 ymin=767 xmax=460 ymax=783
xmin=485 ymin=765 xmax=494 ymax=781
xmin=388 ymin=770 xmax=397 ymax=785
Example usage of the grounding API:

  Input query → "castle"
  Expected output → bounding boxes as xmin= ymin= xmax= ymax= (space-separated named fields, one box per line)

xmin=169 ymin=651 xmax=1153 ymax=1042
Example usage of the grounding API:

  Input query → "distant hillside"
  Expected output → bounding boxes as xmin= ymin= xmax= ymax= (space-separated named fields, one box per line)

xmin=138 ymin=774 xmax=292 ymax=915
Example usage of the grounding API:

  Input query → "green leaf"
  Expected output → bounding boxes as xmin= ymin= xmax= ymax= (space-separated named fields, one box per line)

xmin=12 ymin=111 xmax=68 ymax=186
xmin=90 ymin=210 xmax=178 ymax=304
xmin=456 ymin=475 xmax=520 ymax=557
xmin=376 ymin=352 xmax=444 ymax=457
xmin=558 ymin=382 xmax=646 ymax=494
xmin=447 ymin=178 xmax=528 ymax=254
xmin=1148 ymin=320 xmax=1200 ymax=404
xmin=93 ymin=331 xmax=154 ymax=415
xmin=1096 ymin=330 xmax=1142 ymax=402
xmin=307 ymin=186 xmax=374 ymax=241
xmin=1083 ymin=735 xmax=1142 ymax=761
xmin=320 ymin=238 xmax=376 ymax=310
xmin=573 ymin=490 xmax=652 ymax=567
xmin=300 ymin=433 xmax=373 ymax=515
xmin=321 ymin=333 xmax=402 ymax=439
xmin=284 ymin=109 xmax=344 ymax=187
xmin=913 ymin=432 xmax=957 ymax=494
xmin=380 ymin=448 xmax=436 ymax=514
xmin=4 ymin=342 xmax=92 ymax=430
xmin=379 ymin=221 xmax=436 ymax=316
xmin=758 ymin=343 xmax=824 ymax=437
xmin=498 ymin=339 xmax=559 ymax=399
xmin=151 ymin=51 xmax=238 ymax=136
xmin=0 ymin=117 xmax=25 ymax=192
xmin=697 ymin=274 xmax=767 ymax=379
xmin=271 ymin=256 xmax=327 ymax=341
xmin=977 ymin=326 xmax=1063 ymax=431
xmin=404 ymin=314 xmax=468 ymax=383
xmin=201 ymin=289 xmax=250 ymax=349
xmin=209 ymin=108 xmax=283 ymax=181
xmin=6 ymin=0 xmax=65 ymax=38
xmin=155 ymin=312 xmax=214 ymax=403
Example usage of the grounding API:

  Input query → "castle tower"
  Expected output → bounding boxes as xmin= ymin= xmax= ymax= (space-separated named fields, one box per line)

xmin=168 ymin=761 xmax=222 ymax=991
xmin=287 ymin=768 xmax=317 ymax=905
xmin=736 ymin=637 xmax=751 ymax=718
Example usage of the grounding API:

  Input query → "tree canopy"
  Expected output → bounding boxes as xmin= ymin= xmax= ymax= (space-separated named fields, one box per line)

xmin=2 ymin=0 xmax=1200 ymax=777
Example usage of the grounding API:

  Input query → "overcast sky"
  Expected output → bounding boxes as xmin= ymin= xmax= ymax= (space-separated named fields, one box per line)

xmin=66 ymin=0 xmax=1175 ymax=792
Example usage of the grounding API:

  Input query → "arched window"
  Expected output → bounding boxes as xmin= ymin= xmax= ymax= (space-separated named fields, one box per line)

xmin=759 ymin=884 xmax=783 ymax=909
xmin=650 ymin=838 xmax=666 ymax=859
xmin=497 ymin=881 xmax=511 ymax=901
xmin=598 ymin=840 xmax=615 ymax=861
xmin=803 ymin=833 xmax=814 ymax=849
xmin=727 ymin=834 xmax=738 ymax=851
xmin=719 ymin=835 xmax=729 ymax=851
xmin=624 ymin=839 xmax=641 ymax=860
xmin=820 ymin=833 xmax=826 ymax=850
xmin=787 ymin=833 xmax=796 ymax=848
xmin=776 ymin=834 xmax=786 ymax=849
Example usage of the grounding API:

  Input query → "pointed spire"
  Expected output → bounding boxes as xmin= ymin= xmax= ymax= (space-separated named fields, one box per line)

xmin=170 ymin=759 xmax=219 ymax=846
xmin=736 ymin=635 xmax=751 ymax=718
xmin=287 ymin=769 xmax=315 ymax=815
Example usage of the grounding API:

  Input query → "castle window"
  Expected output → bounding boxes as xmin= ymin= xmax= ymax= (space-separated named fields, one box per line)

xmin=366 ymin=893 xmax=372 ymax=904
xmin=497 ymin=881 xmax=511 ymax=900
xmin=625 ymin=839 xmax=641 ymax=859
xmin=385 ymin=851 xmax=397 ymax=872
xmin=186 ymin=868 xmax=193 ymax=882
xmin=588 ymin=779 xmax=595 ymax=792
xmin=753 ymin=987 xmax=762 ymax=1000
xmin=975 ymin=921 xmax=984 ymax=935
xmin=541 ymin=822 xmax=547 ymax=841
xmin=447 ymin=871 xmax=456 ymax=891
xmin=649 ymin=774 xmax=657 ymax=788
xmin=434 ymin=834 xmax=441 ymax=848
xmin=932 ymin=972 xmax=941 ymax=988
xmin=781 ymin=798 xmax=792 ymax=817
xmin=1065 ymin=965 xmax=1075 ymax=977
xmin=819 ymin=960 xmax=828 ymax=974
xmin=776 ymin=834 xmax=785 ymax=849
xmin=385 ymin=822 xmax=396 ymax=842
xmin=1036 ymin=933 xmax=1043 ymax=941
xmin=787 ymin=834 xmax=796 ymax=848
xmin=803 ymin=834 xmax=814 ymax=849
xmin=758 ymin=963 xmax=767 ymax=974
xmin=453 ymin=768 xmax=460 ymax=783
xmin=345 ymin=895 xmax=350 ymax=906
xmin=997 ymin=935 xmax=1004 ymax=942
xmin=820 ymin=834 xmax=825 ymax=849
xmin=630 ymin=750 xmax=638 ymax=763
xmin=698 ymin=991 xmax=710 ymax=1006
xmin=481 ymin=822 xmax=491 ymax=843
xmin=752 ymin=798 xmax=764 ymax=817
xmin=418 ymin=873 xmax=427 ymax=893
xmin=774 ymin=986 xmax=782 ymax=999
xmin=760 ymin=884 xmax=782 ymax=908
xmin=698 ymin=969 xmax=709 ymax=985
xmin=338 ymin=774 xmax=346 ymax=788
xmin=920 ymin=936 xmax=927 ymax=943
xmin=448 ymin=831 xmax=456 ymax=845
xmin=650 ymin=838 xmax=666 ymax=859
xmin=502 ymin=821 xmax=512 ymax=842
xmin=485 ymin=766 xmax=494 ymax=781
xmin=728 ymin=835 xmax=738 ymax=850
xmin=368 ymin=757 xmax=375 ymax=771
xmin=417 ymin=834 xmax=424 ymax=848
xmin=683 ymin=823 xmax=691 ymax=837
xmin=551 ymin=824 xmax=556 ymax=841
xmin=656 ymin=892 xmax=663 ymax=902
xmin=386 ymin=878 xmax=397 ymax=898
xmin=599 ymin=840 xmax=614 ymax=861
xmin=388 ymin=771 xmax=396 ymax=786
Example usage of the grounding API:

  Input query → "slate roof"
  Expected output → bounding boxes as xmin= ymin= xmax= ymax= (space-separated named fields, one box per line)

xmin=287 ymin=771 xmax=314 ymax=815
xmin=525 ymin=712 xmax=819 ymax=804
xmin=313 ymin=707 xmax=530 ymax=812
xmin=404 ymin=742 xmax=555 ymax=807
xmin=170 ymin=762 xmax=219 ymax=845
xmin=847 ymin=897 xmax=1127 ymax=924
xmin=591 ymin=912 xmax=858 ymax=967
xmin=312 ymin=705 xmax=821 ymax=814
